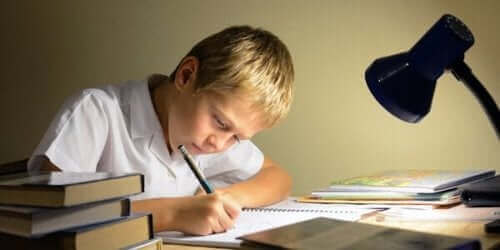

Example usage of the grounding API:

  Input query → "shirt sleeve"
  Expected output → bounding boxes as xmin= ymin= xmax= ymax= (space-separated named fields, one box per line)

xmin=202 ymin=140 xmax=264 ymax=188
xmin=28 ymin=89 xmax=110 ymax=172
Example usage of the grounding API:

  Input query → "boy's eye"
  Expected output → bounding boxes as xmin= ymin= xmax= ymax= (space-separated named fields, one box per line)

xmin=213 ymin=115 xmax=240 ymax=143
xmin=233 ymin=135 xmax=241 ymax=143
xmin=214 ymin=116 xmax=226 ymax=129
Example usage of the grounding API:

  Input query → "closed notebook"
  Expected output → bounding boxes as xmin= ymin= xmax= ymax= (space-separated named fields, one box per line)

xmin=239 ymin=217 xmax=481 ymax=250
xmin=0 ymin=213 xmax=153 ymax=250
xmin=460 ymin=175 xmax=500 ymax=207
xmin=323 ymin=169 xmax=495 ymax=193
xmin=0 ymin=171 xmax=144 ymax=207
xmin=0 ymin=198 xmax=130 ymax=237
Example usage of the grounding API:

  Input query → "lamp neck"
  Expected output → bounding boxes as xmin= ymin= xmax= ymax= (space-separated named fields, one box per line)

xmin=450 ymin=61 xmax=500 ymax=139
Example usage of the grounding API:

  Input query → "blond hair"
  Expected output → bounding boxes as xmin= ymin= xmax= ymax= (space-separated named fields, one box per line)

xmin=170 ymin=25 xmax=294 ymax=127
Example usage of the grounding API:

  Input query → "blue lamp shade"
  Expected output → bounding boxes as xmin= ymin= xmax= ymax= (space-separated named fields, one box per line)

xmin=365 ymin=14 xmax=474 ymax=123
xmin=365 ymin=53 xmax=437 ymax=123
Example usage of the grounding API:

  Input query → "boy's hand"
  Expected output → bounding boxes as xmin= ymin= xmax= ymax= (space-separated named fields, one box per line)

xmin=194 ymin=187 xmax=205 ymax=195
xmin=171 ymin=192 xmax=241 ymax=235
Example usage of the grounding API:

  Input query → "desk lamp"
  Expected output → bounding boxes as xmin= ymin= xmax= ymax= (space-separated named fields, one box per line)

xmin=365 ymin=14 xmax=499 ymax=138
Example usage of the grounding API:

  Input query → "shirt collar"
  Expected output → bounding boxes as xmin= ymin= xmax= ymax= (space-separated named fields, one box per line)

xmin=128 ymin=79 xmax=163 ymax=139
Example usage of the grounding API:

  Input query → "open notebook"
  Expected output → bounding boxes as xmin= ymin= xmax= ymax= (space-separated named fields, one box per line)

xmin=156 ymin=198 xmax=377 ymax=248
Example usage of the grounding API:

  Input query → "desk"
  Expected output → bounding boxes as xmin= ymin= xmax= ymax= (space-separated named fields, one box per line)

xmin=162 ymin=212 xmax=500 ymax=249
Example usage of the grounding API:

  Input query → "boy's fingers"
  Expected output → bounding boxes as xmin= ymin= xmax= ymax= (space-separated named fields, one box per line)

xmin=221 ymin=195 xmax=242 ymax=220
xmin=194 ymin=188 xmax=204 ymax=196
xmin=225 ymin=202 xmax=241 ymax=220
xmin=209 ymin=216 xmax=225 ymax=233
xmin=217 ymin=207 xmax=235 ymax=231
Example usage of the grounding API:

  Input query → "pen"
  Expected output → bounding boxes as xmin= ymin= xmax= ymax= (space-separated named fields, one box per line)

xmin=178 ymin=144 xmax=214 ymax=194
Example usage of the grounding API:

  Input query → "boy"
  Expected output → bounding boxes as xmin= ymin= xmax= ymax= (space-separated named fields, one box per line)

xmin=28 ymin=25 xmax=294 ymax=235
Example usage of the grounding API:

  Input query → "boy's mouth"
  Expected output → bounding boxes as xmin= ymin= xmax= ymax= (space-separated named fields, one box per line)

xmin=191 ymin=143 xmax=206 ymax=154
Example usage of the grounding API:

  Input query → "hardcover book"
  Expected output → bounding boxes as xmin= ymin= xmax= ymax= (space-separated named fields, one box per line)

xmin=0 ymin=171 xmax=144 ymax=207
xmin=0 ymin=198 xmax=130 ymax=237
xmin=0 ymin=213 xmax=153 ymax=250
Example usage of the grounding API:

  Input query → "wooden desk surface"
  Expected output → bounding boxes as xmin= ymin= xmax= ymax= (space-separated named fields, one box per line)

xmin=162 ymin=213 xmax=500 ymax=250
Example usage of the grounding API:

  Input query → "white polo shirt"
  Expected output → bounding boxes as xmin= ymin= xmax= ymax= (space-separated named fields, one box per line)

xmin=28 ymin=80 xmax=264 ymax=200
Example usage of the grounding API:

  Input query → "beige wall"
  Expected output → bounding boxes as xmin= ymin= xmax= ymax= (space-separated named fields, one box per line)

xmin=1 ymin=0 xmax=498 ymax=195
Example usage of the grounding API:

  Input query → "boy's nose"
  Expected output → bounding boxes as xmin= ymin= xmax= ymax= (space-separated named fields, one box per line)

xmin=207 ymin=133 xmax=232 ymax=152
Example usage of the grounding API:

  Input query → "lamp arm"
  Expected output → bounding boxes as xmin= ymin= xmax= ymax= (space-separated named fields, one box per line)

xmin=450 ymin=61 xmax=500 ymax=139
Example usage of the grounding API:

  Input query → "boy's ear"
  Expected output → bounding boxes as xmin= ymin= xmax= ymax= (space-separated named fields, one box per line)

xmin=174 ymin=56 xmax=199 ymax=92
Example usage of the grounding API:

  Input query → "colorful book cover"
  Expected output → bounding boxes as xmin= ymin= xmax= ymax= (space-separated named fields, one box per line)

xmin=310 ymin=189 xmax=461 ymax=201
xmin=325 ymin=169 xmax=495 ymax=193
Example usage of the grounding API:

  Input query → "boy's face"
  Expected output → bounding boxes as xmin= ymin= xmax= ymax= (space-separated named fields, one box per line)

xmin=168 ymin=86 xmax=265 ymax=156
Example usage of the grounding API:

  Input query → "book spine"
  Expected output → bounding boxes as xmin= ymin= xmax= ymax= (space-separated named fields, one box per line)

xmin=123 ymin=198 xmax=132 ymax=216
xmin=146 ymin=213 xmax=154 ymax=240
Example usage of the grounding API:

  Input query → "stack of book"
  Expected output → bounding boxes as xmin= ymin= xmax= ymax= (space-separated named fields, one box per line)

xmin=0 ymin=170 xmax=163 ymax=250
xmin=299 ymin=169 xmax=496 ymax=207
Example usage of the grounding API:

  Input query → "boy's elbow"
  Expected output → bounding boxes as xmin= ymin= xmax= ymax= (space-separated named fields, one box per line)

xmin=282 ymin=171 xmax=293 ymax=197
xmin=273 ymin=165 xmax=292 ymax=197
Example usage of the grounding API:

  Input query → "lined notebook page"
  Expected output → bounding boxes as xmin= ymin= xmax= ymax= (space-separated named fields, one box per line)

xmin=157 ymin=198 xmax=377 ymax=248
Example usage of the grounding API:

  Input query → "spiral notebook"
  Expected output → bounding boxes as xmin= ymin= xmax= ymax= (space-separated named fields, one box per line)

xmin=156 ymin=198 xmax=377 ymax=248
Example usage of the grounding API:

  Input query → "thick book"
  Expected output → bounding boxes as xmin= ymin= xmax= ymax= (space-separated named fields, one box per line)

xmin=460 ymin=175 xmax=500 ymax=207
xmin=0 ymin=198 xmax=130 ymax=237
xmin=0 ymin=213 xmax=153 ymax=250
xmin=239 ymin=217 xmax=481 ymax=250
xmin=0 ymin=171 xmax=144 ymax=207
xmin=322 ymin=169 xmax=495 ymax=193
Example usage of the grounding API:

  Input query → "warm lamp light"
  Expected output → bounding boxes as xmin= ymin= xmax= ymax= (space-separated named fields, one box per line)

xmin=365 ymin=14 xmax=499 ymax=138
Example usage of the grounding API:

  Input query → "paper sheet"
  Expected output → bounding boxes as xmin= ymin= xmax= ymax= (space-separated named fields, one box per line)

xmin=157 ymin=198 xmax=377 ymax=248
xmin=379 ymin=204 xmax=500 ymax=221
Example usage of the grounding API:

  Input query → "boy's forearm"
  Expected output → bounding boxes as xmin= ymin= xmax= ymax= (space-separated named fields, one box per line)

xmin=220 ymin=160 xmax=292 ymax=208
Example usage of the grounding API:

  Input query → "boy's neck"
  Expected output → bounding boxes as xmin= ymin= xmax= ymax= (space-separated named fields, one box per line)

xmin=149 ymin=77 xmax=175 ymax=155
